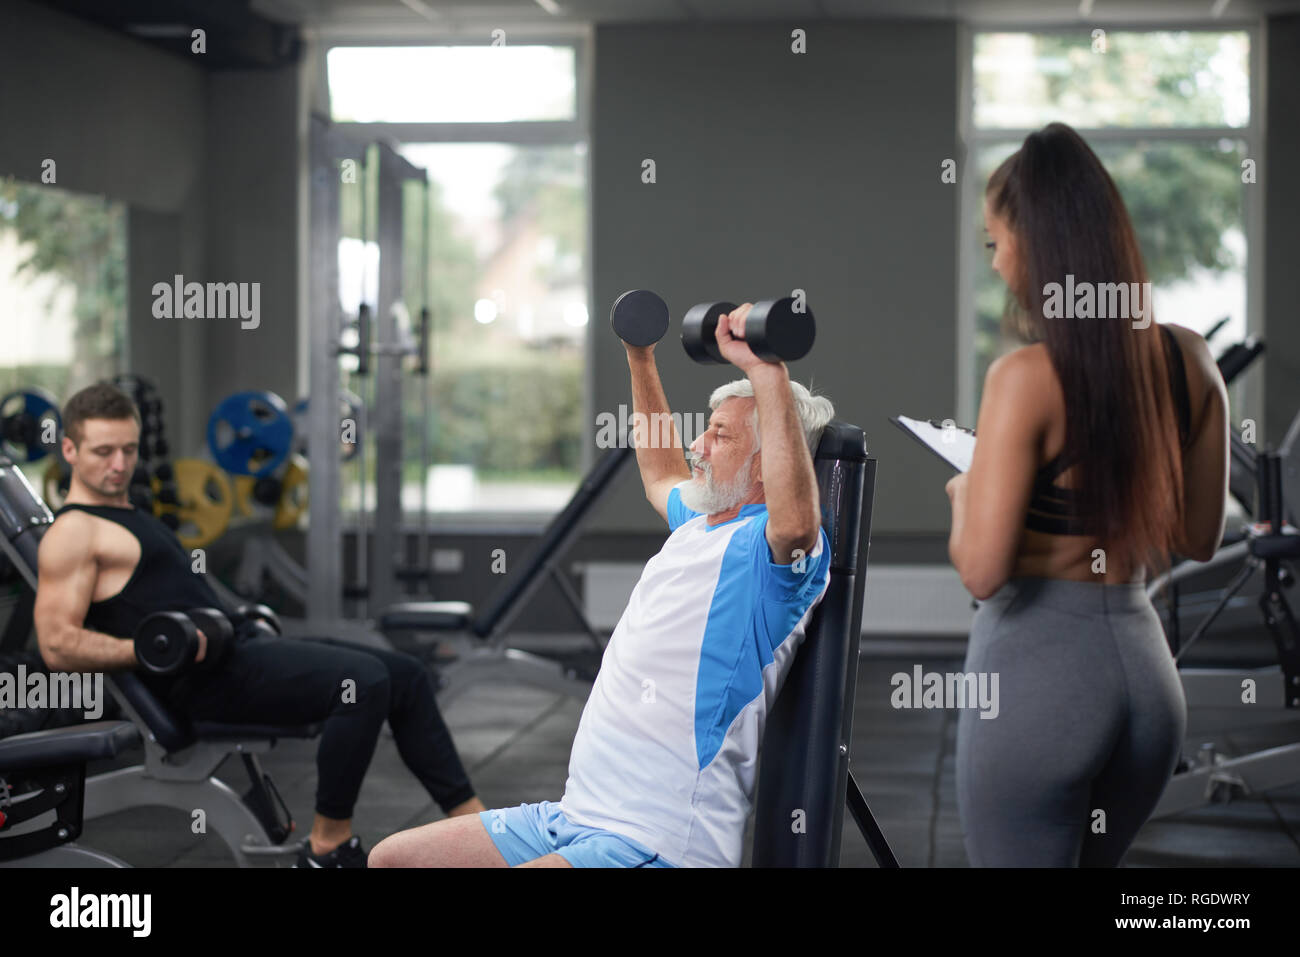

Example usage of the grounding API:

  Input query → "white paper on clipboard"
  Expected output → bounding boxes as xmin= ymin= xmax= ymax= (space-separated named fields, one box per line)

xmin=891 ymin=414 xmax=976 ymax=473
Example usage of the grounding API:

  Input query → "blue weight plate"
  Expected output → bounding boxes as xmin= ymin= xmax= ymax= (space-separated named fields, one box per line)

xmin=0 ymin=388 xmax=61 ymax=462
xmin=207 ymin=390 xmax=293 ymax=477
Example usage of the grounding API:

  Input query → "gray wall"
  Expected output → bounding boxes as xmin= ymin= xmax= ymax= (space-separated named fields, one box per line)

xmin=199 ymin=69 xmax=303 ymax=420
xmin=588 ymin=21 xmax=961 ymax=537
xmin=128 ymin=209 xmax=204 ymax=452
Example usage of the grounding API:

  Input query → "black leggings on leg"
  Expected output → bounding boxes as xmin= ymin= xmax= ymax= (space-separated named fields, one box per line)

xmin=956 ymin=578 xmax=1186 ymax=867
xmin=172 ymin=633 xmax=475 ymax=820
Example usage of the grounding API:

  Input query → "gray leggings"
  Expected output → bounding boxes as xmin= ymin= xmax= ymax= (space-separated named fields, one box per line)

xmin=956 ymin=577 xmax=1186 ymax=867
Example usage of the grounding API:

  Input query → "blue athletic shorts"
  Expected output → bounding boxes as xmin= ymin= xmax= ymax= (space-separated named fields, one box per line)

xmin=479 ymin=801 xmax=674 ymax=868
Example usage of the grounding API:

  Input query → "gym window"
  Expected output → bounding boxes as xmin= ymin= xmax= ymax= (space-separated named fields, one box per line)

xmin=327 ymin=42 xmax=588 ymax=518
xmin=327 ymin=45 xmax=576 ymax=124
xmin=0 ymin=178 xmax=127 ymax=490
xmin=958 ymin=29 xmax=1258 ymax=428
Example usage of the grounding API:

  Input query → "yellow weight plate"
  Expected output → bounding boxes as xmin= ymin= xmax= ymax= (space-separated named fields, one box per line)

xmin=232 ymin=475 xmax=257 ymax=517
xmin=273 ymin=455 xmax=309 ymax=530
xmin=42 ymin=460 xmax=67 ymax=509
xmin=157 ymin=458 xmax=233 ymax=549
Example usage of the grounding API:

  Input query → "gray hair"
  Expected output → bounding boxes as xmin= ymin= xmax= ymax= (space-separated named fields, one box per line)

xmin=707 ymin=379 xmax=835 ymax=455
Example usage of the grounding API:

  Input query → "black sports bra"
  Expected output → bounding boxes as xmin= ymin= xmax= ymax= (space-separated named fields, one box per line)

xmin=1024 ymin=324 xmax=1192 ymax=536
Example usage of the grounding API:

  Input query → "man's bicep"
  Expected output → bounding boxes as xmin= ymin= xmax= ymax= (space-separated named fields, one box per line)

xmin=34 ymin=528 xmax=95 ymax=642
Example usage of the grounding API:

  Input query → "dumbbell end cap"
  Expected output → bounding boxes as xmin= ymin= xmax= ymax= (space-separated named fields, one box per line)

xmin=751 ymin=298 xmax=816 ymax=363
xmin=610 ymin=289 xmax=670 ymax=346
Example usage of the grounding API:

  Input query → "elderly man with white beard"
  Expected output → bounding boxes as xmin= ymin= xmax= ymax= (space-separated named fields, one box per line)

xmin=369 ymin=302 xmax=835 ymax=868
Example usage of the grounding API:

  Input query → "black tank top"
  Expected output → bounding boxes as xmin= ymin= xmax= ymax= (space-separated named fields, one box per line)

xmin=55 ymin=503 xmax=235 ymax=691
xmin=1025 ymin=324 xmax=1192 ymax=536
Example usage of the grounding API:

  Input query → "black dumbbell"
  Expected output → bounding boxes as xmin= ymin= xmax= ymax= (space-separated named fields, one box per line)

xmin=252 ymin=476 xmax=282 ymax=507
xmin=235 ymin=602 xmax=282 ymax=636
xmin=155 ymin=482 xmax=180 ymax=506
xmin=135 ymin=607 xmax=234 ymax=676
xmin=129 ymin=484 xmax=154 ymax=511
xmin=610 ymin=289 xmax=670 ymax=346
xmin=681 ymin=301 xmax=735 ymax=364
xmin=134 ymin=612 xmax=193 ymax=675
xmin=188 ymin=608 xmax=234 ymax=665
xmin=154 ymin=461 xmax=174 ymax=482
xmin=682 ymin=296 xmax=816 ymax=364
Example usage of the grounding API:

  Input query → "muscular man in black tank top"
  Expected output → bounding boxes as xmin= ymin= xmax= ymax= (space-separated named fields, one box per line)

xmin=33 ymin=383 xmax=485 ymax=867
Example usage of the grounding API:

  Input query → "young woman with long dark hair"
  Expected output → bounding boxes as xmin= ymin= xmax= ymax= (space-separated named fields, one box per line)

xmin=946 ymin=122 xmax=1230 ymax=866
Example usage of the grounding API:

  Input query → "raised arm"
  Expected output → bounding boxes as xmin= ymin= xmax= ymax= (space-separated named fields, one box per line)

xmin=716 ymin=308 xmax=821 ymax=564
xmin=34 ymin=514 xmax=138 ymax=672
xmin=749 ymin=363 xmax=821 ymax=562
xmin=625 ymin=341 xmax=692 ymax=523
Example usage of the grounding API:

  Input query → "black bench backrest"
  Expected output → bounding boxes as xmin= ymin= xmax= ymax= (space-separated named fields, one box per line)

xmin=751 ymin=420 xmax=876 ymax=867
xmin=0 ymin=456 xmax=52 ymax=592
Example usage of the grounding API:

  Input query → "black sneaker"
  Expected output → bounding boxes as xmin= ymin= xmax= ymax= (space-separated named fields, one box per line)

xmin=294 ymin=835 xmax=368 ymax=868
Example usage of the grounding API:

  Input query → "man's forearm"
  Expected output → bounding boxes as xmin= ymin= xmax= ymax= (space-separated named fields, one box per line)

xmin=627 ymin=350 xmax=691 ymax=489
xmin=40 ymin=626 xmax=137 ymax=673
xmin=749 ymin=363 xmax=820 ymax=538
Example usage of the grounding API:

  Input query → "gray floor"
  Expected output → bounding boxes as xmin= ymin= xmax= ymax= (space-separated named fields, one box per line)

xmin=79 ymin=634 xmax=1300 ymax=867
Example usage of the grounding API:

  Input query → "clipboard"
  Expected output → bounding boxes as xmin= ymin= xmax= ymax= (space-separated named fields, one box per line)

xmin=890 ymin=414 xmax=976 ymax=473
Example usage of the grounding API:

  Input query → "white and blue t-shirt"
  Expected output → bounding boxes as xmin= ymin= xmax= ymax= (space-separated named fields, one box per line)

xmin=559 ymin=483 xmax=833 ymax=867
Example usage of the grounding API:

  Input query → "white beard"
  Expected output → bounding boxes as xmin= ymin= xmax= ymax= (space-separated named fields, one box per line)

xmin=679 ymin=453 xmax=755 ymax=516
